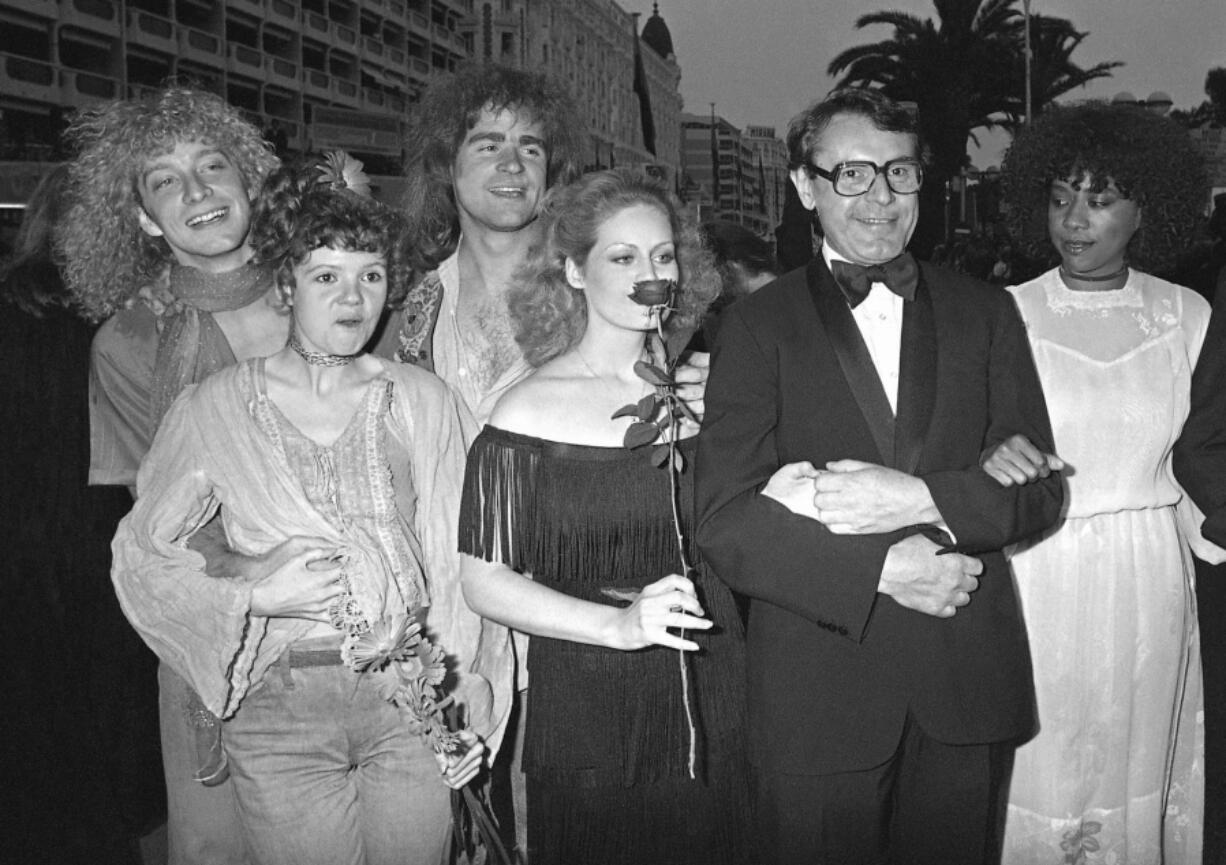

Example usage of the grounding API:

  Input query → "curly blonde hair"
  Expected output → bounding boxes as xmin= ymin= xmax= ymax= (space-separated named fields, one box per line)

xmin=55 ymin=87 xmax=278 ymax=321
xmin=508 ymin=169 xmax=721 ymax=367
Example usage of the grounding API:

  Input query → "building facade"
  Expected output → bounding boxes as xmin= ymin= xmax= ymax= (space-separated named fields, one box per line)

xmin=0 ymin=0 xmax=684 ymax=198
xmin=464 ymin=0 xmax=682 ymax=183
xmin=743 ymin=124 xmax=788 ymax=236
xmin=0 ymin=0 xmax=474 ymax=169
xmin=681 ymin=111 xmax=777 ymax=237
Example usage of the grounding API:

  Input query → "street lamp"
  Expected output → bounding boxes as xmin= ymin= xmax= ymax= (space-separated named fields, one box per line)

xmin=1023 ymin=0 xmax=1032 ymax=126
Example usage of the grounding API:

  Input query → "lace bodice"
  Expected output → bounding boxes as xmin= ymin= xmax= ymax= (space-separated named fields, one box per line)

xmin=1008 ymin=269 xmax=1210 ymax=518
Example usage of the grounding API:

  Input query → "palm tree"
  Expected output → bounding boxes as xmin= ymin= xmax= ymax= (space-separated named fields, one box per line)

xmin=997 ymin=14 xmax=1123 ymax=129
xmin=827 ymin=0 xmax=1120 ymax=251
xmin=828 ymin=0 xmax=1020 ymax=180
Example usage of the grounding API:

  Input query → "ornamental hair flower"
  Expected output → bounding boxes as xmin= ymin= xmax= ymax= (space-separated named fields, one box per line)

xmin=317 ymin=150 xmax=372 ymax=197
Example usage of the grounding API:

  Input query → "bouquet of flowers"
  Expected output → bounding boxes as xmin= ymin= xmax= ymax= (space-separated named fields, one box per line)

xmin=348 ymin=614 xmax=510 ymax=865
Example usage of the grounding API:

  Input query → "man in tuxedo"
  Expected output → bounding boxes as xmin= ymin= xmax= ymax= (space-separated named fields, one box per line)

xmin=694 ymin=88 xmax=1063 ymax=864
xmin=1173 ymin=285 xmax=1226 ymax=865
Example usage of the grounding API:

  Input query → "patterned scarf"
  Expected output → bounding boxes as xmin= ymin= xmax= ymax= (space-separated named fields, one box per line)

xmin=150 ymin=262 xmax=273 ymax=431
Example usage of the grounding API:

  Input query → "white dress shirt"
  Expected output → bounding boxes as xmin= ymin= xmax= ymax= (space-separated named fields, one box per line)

xmin=822 ymin=243 xmax=905 ymax=414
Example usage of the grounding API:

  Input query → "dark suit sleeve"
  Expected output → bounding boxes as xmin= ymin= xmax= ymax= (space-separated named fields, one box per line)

xmin=1174 ymin=286 xmax=1226 ymax=546
xmin=695 ymin=304 xmax=896 ymax=643
xmin=921 ymin=291 xmax=1063 ymax=553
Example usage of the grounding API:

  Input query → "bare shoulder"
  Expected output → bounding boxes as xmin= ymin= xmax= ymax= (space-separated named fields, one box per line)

xmin=489 ymin=359 xmax=584 ymax=435
xmin=488 ymin=369 xmax=558 ymax=435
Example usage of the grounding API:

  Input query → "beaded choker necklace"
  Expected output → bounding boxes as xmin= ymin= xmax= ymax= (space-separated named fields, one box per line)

xmin=1059 ymin=264 xmax=1129 ymax=284
xmin=288 ymin=331 xmax=355 ymax=367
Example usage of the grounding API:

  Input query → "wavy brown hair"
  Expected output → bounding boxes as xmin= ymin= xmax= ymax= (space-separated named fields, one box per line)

xmin=508 ymin=169 xmax=720 ymax=368
xmin=1001 ymin=101 xmax=1207 ymax=273
xmin=249 ymin=155 xmax=412 ymax=308
xmin=55 ymin=87 xmax=277 ymax=321
xmin=400 ymin=63 xmax=584 ymax=274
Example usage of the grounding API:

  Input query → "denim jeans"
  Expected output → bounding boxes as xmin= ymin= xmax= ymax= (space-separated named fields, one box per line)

xmin=222 ymin=655 xmax=452 ymax=865
xmin=158 ymin=662 xmax=251 ymax=865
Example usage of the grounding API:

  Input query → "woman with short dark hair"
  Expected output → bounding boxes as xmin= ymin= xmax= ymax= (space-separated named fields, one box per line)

xmin=111 ymin=155 xmax=492 ymax=865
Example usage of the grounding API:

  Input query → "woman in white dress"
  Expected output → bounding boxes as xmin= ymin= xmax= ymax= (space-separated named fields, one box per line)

xmin=987 ymin=102 xmax=1216 ymax=864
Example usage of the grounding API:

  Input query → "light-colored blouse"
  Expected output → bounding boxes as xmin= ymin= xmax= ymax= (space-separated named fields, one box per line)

xmin=110 ymin=358 xmax=506 ymax=736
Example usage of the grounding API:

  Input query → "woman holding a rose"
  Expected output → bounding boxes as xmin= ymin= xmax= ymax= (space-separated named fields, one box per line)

xmin=457 ymin=169 xmax=750 ymax=865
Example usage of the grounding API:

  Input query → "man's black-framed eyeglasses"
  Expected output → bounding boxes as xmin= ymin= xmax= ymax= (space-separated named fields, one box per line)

xmin=805 ymin=159 xmax=924 ymax=197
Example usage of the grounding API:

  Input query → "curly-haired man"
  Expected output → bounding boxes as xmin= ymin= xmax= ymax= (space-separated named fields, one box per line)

xmin=57 ymin=87 xmax=288 ymax=865
xmin=387 ymin=63 xmax=585 ymax=422
xmin=387 ymin=65 xmax=714 ymax=861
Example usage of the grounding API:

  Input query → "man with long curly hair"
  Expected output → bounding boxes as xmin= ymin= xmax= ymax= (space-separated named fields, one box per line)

xmin=57 ymin=87 xmax=283 ymax=489
xmin=389 ymin=63 xmax=585 ymax=422
xmin=56 ymin=86 xmax=285 ymax=865
xmin=383 ymin=64 xmax=585 ymax=860
xmin=388 ymin=65 xmax=716 ymax=860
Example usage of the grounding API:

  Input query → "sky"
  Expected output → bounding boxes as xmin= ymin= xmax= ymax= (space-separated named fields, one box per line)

xmin=649 ymin=0 xmax=1225 ymax=166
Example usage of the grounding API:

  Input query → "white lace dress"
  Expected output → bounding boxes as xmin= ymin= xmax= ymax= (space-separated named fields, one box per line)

xmin=1002 ymin=268 xmax=1209 ymax=864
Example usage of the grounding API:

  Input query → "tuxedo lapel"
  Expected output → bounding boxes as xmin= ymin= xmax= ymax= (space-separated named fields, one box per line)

xmin=806 ymin=261 xmax=896 ymax=466
xmin=894 ymin=269 xmax=937 ymax=475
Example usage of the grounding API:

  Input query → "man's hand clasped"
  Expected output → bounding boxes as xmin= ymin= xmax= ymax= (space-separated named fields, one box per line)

xmin=878 ymin=534 xmax=982 ymax=619
xmin=763 ymin=459 xmax=937 ymax=534
xmin=762 ymin=460 xmax=983 ymax=619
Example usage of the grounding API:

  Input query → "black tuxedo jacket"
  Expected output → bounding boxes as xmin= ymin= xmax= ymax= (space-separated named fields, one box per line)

xmin=695 ymin=257 xmax=1063 ymax=775
xmin=1174 ymin=284 xmax=1226 ymax=545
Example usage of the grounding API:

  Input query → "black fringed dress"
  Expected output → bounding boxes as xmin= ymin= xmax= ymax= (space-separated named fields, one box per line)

xmin=459 ymin=426 xmax=751 ymax=865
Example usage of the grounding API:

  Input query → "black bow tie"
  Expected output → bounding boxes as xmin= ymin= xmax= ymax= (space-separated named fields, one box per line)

xmin=830 ymin=254 xmax=919 ymax=308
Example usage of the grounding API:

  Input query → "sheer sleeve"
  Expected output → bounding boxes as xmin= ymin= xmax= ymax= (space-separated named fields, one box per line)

xmin=110 ymin=387 xmax=259 ymax=717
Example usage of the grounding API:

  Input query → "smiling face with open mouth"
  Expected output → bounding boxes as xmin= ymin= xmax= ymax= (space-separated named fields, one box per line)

xmin=289 ymin=246 xmax=388 ymax=358
xmin=451 ymin=106 xmax=548 ymax=236
xmin=136 ymin=139 xmax=254 ymax=273
xmin=791 ymin=113 xmax=920 ymax=267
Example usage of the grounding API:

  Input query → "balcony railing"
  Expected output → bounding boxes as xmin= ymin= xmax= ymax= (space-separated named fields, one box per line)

xmin=179 ymin=27 xmax=224 ymax=62
xmin=2 ymin=53 xmax=56 ymax=102
xmin=268 ymin=0 xmax=296 ymax=24
xmin=4 ymin=0 xmax=60 ymax=22
xmin=304 ymin=68 xmax=330 ymax=96
xmin=130 ymin=9 xmax=173 ymax=39
xmin=64 ymin=0 xmax=120 ymax=35
xmin=267 ymin=56 xmax=298 ymax=83
xmin=229 ymin=43 xmax=263 ymax=70
xmin=62 ymin=67 xmax=119 ymax=103
xmin=305 ymin=11 xmax=329 ymax=35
